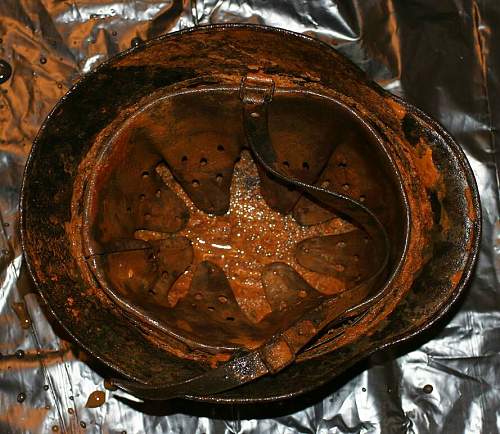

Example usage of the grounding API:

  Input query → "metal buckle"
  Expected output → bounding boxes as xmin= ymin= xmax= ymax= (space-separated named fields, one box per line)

xmin=239 ymin=74 xmax=275 ymax=105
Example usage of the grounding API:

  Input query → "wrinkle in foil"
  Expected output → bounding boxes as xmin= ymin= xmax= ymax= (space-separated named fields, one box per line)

xmin=0 ymin=0 xmax=498 ymax=433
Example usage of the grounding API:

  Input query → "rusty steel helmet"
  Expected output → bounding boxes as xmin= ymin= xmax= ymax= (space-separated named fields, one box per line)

xmin=21 ymin=24 xmax=480 ymax=402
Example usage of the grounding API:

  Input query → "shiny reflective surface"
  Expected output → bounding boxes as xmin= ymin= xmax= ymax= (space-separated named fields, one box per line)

xmin=0 ymin=1 xmax=498 ymax=433
xmin=0 ymin=59 xmax=12 ymax=84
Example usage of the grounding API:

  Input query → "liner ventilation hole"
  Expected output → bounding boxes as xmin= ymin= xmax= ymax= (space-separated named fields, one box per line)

xmin=217 ymin=145 xmax=224 ymax=152
xmin=302 ymin=162 xmax=309 ymax=170
xmin=141 ymin=171 xmax=149 ymax=179
xmin=192 ymin=179 xmax=200 ymax=187
xmin=181 ymin=155 xmax=188 ymax=163
xmin=200 ymin=157 xmax=208 ymax=166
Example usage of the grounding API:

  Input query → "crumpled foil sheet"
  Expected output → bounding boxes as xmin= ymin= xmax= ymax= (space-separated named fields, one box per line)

xmin=0 ymin=0 xmax=498 ymax=433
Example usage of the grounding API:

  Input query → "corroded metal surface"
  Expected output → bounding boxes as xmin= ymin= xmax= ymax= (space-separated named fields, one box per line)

xmin=20 ymin=25 xmax=480 ymax=405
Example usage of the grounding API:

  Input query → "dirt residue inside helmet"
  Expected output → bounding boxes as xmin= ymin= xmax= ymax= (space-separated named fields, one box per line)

xmin=151 ymin=150 xmax=355 ymax=323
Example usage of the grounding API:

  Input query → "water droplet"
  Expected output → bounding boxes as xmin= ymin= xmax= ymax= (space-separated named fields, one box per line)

xmin=130 ymin=37 xmax=143 ymax=48
xmin=51 ymin=425 xmax=59 ymax=432
xmin=68 ymin=407 xmax=74 ymax=414
xmin=45 ymin=404 xmax=50 ymax=409
xmin=80 ymin=421 xmax=87 ymax=428
xmin=57 ymin=82 xmax=63 ymax=89
xmin=15 ymin=349 xmax=25 ymax=358
xmin=85 ymin=390 xmax=105 ymax=408
xmin=104 ymin=379 xmax=117 ymax=391
xmin=17 ymin=392 xmax=26 ymax=403
xmin=69 ymin=395 xmax=74 ymax=400
xmin=40 ymin=56 xmax=47 ymax=65
xmin=362 ymin=387 xmax=366 ymax=392
xmin=0 ymin=59 xmax=12 ymax=84
xmin=423 ymin=384 xmax=433 ymax=394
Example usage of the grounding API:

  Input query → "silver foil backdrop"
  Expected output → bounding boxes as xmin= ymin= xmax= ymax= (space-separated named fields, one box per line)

xmin=0 ymin=0 xmax=499 ymax=433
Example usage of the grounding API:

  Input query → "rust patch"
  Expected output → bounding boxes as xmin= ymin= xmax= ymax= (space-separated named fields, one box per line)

xmin=385 ymin=97 xmax=407 ymax=121
xmin=261 ymin=339 xmax=294 ymax=373
xmin=413 ymin=147 xmax=440 ymax=189
xmin=0 ymin=405 xmax=49 ymax=432
xmin=450 ymin=270 xmax=463 ymax=287
xmin=464 ymin=186 xmax=477 ymax=222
